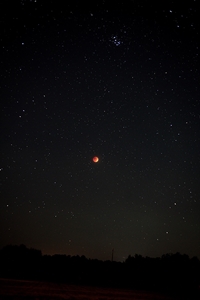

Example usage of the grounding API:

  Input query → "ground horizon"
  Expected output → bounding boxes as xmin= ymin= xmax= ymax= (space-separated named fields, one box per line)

xmin=0 ymin=244 xmax=199 ymax=300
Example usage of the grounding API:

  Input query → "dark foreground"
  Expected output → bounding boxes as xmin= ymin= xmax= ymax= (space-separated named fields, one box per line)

xmin=0 ymin=246 xmax=199 ymax=299
xmin=0 ymin=278 xmax=177 ymax=300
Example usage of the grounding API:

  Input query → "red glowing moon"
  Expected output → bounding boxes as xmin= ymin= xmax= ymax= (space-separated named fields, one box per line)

xmin=93 ymin=156 xmax=99 ymax=163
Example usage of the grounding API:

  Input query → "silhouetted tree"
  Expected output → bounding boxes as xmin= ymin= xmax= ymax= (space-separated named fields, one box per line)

xmin=0 ymin=245 xmax=199 ymax=298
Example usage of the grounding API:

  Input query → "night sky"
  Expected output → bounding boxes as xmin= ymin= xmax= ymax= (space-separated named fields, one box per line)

xmin=1 ymin=0 xmax=200 ymax=262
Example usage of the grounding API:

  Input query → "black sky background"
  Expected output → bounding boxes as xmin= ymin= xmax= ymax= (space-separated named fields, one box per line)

xmin=0 ymin=0 xmax=200 ymax=261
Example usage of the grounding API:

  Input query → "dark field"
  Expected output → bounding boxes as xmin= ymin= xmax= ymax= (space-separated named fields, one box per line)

xmin=0 ymin=278 xmax=176 ymax=300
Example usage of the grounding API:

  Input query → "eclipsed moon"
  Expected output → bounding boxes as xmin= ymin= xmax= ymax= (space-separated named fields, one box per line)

xmin=93 ymin=156 xmax=99 ymax=163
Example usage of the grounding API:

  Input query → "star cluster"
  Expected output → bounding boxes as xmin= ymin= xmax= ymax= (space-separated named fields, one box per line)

xmin=0 ymin=0 xmax=200 ymax=261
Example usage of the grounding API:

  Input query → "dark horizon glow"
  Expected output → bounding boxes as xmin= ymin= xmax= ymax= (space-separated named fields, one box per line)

xmin=0 ymin=0 xmax=199 ymax=261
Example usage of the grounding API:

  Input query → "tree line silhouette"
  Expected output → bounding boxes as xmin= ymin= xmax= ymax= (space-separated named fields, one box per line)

xmin=0 ymin=244 xmax=199 ymax=298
